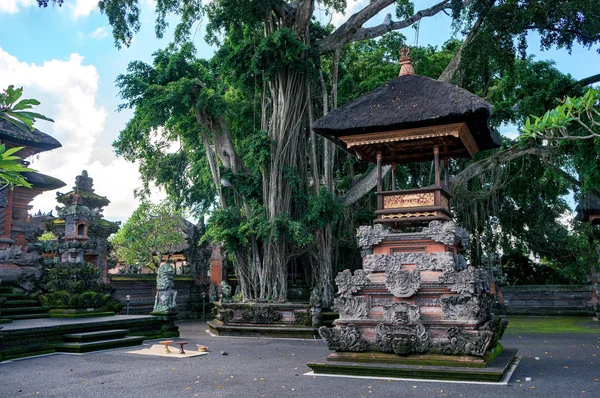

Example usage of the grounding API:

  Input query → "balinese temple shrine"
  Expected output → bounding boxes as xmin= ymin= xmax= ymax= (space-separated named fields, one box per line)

xmin=0 ymin=119 xmax=65 ymax=282
xmin=308 ymin=49 xmax=515 ymax=381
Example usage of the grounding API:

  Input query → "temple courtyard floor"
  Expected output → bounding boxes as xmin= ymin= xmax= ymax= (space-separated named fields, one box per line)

xmin=1 ymin=317 xmax=599 ymax=398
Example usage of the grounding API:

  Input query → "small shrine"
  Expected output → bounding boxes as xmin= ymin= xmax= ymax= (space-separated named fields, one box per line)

xmin=308 ymin=49 xmax=513 ymax=381
xmin=51 ymin=170 xmax=120 ymax=281
xmin=0 ymin=119 xmax=66 ymax=282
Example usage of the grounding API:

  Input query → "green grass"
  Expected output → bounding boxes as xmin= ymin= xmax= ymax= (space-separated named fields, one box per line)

xmin=504 ymin=316 xmax=600 ymax=334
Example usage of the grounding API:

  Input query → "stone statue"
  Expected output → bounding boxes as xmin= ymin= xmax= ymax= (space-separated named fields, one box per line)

xmin=153 ymin=263 xmax=178 ymax=313
xmin=0 ymin=245 xmax=22 ymax=262
xmin=220 ymin=281 xmax=232 ymax=303
xmin=74 ymin=170 xmax=94 ymax=192
xmin=310 ymin=288 xmax=322 ymax=327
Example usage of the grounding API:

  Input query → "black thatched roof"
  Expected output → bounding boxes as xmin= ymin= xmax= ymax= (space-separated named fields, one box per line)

xmin=23 ymin=172 xmax=66 ymax=191
xmin=0 ymin=119 xmax=62 ymax=152
xmin=575 ymin=194 xmax=600 ymax=224
xmin=312 ymin=74 xmax=500 ymax=152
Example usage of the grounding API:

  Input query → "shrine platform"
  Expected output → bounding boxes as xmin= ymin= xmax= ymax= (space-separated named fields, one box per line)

xmin=0 ymin=315 xmax=177 ymax=361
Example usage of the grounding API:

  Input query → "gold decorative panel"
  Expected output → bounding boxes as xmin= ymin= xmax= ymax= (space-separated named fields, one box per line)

xmin=384 ymin=193 xmax=434 ymax=209
xmin=381 ymin=212 xmax=436 ymax=219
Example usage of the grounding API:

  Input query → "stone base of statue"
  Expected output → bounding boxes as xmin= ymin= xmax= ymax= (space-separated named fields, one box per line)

xmin=308 ymin=222 xmax=516 ymax=382
xmin=150 ymin=311 xmax=180 ymax=337
xmin=208 ymin=302 xmax=319 ymax=339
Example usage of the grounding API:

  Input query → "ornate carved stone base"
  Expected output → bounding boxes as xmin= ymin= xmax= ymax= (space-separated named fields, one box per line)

xmin=318 ymin=221 xmax=511 ymax=363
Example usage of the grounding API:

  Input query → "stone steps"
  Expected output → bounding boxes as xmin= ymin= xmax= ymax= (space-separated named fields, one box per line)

xmin=4 ymin=313 xmax=50 ymax=320
xmin=63 ymin=329 xmax=129 ymax=341
xmin=55 ymin=336 xmax=145 ymax=354
xmin=2 ymin=306 xmax=49 ymax=315
xmin=3 ymin=299 xmax=40 ymax=307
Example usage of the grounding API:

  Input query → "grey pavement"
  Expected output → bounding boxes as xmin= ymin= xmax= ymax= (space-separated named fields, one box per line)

xmin=1 ymin=315 xmax=155 ymax=331
xmin=0 ymin=320 xmax=599 ymax=398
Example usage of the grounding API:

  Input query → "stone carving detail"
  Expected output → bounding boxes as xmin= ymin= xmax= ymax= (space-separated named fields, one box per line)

xmin=375 ymin=323 xmax=430 ymax=355
xmin=241 ymin=306 xmax=282 ymax=324
xmin=421 ymin=220 xmax=469 ymax=248
xmin=356 ymin=224 xmax=389 ymax=250
xmin=383 ymin=302 xmax=420 ymax=323
xmin=153 ymin=263 xmax=178 ymax=313
xmin=364 ymin=252 xmax=455 ymax=273
xmin=335 ymin=269 xmax=369 ymax=298
xmin=440 ymin=296 xmax=480 ymax=320
xmin=440 ymin=266 xmax=490 ymax=296
xmin=416 ymin=297 xmax=439 ymax=307
xmin=319 ymin=324 xmax=368 ymax=352
xmin=454 ymin=254 xmax=468 ymax=271
xmin=0 ymin=187 xmax=9 ymax=231
xmin=371 ymin=297 xmax=394 ymax=307
xmin=385 ymin=265 xmax=420 ymax=298
xmin=437 ymin=327 xmax=493 ymax=357
xmin=220 ymin=281 xmax=233 ymax=303
xmin=333 ymin=296 xmax=369 ymax=320
xmin=0 ymin=245 xmax=22 ymax=262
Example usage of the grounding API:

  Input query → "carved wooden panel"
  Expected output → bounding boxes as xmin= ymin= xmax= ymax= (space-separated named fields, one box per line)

xmin=384 ymin=193 xmax=434 ymax=209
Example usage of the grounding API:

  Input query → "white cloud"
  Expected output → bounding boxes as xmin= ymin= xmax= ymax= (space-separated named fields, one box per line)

xmin=331 ymin=0 xmax=368 ymax=28
xmin=0 ymin=47 xmax=145 ymax=221
xmin=90 ymin=26 xmax=108 ymax=39
xmin=0 ymin=0 xmax=35 ymax=14
xmin=71 ymin=0 xmax=97 ymax=19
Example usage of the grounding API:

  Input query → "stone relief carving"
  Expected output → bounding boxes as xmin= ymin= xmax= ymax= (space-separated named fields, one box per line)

xmin=375 ymin=323 xmax=430 ymax=356
xmin=319 ymin=324 xmax=368 ymax=352
xmin=440 ymin=296 xmax=480 ymax=320
xmin=335 ymin=269 xmax=370 ymax=298
xmin=0 ymin=245 xmax=22 ymax=262
xmin=153 ymin=263 xmax=178 ymax=313
xmin=437 ymin=327 xmax=493 ymax=357
xmin=385 ymin=266 xmax=420 ymax=298
xmin=416 ymin=297 xmax=440 ymax=307
xmin=439 ymin=266 xmax=490 ymax=296
xmin=333 ymin=296 xmax=369 ymax=320
xmin=356 ymin=224 xmax=389 ymax=250
xmin=421 ymin=220 xmax=469 ymax=248
xmin=363 ymin=252 xmax=456 ymax=273
xmin=241 ymin=306 xmax=282 ymax=324
xmin=383 ymin=302 xmax=420 ymax=324
xmin=371 ymin=297 xmax=394 ymax=307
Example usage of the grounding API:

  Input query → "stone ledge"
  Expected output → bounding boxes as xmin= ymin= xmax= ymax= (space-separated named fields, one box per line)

xmin=208 ymin=320 xmax=319 ymax=339
xmin=307 ymin=348 xmax=518 ymax=382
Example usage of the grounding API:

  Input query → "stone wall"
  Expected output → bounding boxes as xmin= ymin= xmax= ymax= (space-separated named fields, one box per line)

xmin=109 ymin=275 xmax=210 ymax=319
xmin=499 ymin=285 xmax=594 ymax=316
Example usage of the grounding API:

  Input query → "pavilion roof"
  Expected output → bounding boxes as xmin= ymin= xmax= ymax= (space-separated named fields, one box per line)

xmin=0 ymin=119 xmax=62 ymax=153
xmin=312 ymin=74 xmax=500 ymax=157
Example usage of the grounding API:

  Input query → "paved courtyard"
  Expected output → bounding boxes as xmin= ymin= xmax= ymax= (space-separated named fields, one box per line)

xmin=1 ymin=319 xmax=599 ymax=398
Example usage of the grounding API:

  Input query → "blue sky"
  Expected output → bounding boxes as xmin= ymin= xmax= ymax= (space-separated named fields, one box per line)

xmin=0 ymin=0 xmax=597 ymax=222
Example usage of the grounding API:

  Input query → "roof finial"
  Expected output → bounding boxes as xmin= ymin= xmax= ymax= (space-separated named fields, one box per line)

xmin=399 ymin=47 xmax=415 ymax=76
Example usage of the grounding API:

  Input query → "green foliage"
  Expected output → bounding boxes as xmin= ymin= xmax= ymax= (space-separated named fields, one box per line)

xmin=38 ymin=232 xmax=55 ymax=242
xmin=252 ymin=28 xmax=310 ymax=78
xmin=109 ymin=201 xmax=187 ymax=271
xmin=39 ymin=261 xmax=122 ymax=311
xmin=0 ymin=145 xmax=35 ymax=188
xmin=0 ymin=85 xmax=54 ymax=133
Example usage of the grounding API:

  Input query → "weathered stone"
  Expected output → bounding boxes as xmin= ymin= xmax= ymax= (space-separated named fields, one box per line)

xmin=319 ymin=324 xmax=368 ymax=352
xmin=437 ymin=327 xmax=493 ymax=357
xmin=440 ymin=266 xmax=490 ymax=296
xmin=333 ymin=296 xmax=369 ymax=320
xmin=375 ymin=323 xmax=430 ymax=355
xmin=422 ymin=220 xmax=469 ymax=248
xmin=385 ymin=266 xmax=420 ymax=298
xmin=383 ymin=302 xmax=420 ymax=323
xmin=364 ymin=252 xmax=456 ymax=273
xmin=335 ymin=269 xmax=369 ymax=298
xmin=356 ymin=224 xmax=389 ymax=251
xmin=153 ymin=263 xmax=178 ymax=313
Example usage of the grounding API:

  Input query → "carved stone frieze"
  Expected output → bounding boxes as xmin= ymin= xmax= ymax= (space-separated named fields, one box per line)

xmin=383 ymin=302 xmax=420 ymax=324
xmin=356 ymin=224 xmax=389 ymax=250
xmin=363 ymin=251 xmax=456 ymax=273
xmin=439 ymin=266 xmax=490 ymax=296
xmin=333 ymin=296 xmax=369 ymax=320
xmin=385 ymin=265 xmax=420 ymax=298
xmin=335 ymin=269 xmax=370 ymax=298
xmin=421 ymin=220 xmax=469 ymax=248
xmin=375 ymin=323 xmax=430 ymax=356
xmin=440 ymin=296 xmax=480 ymax=320
xmin=319 ymin=324 xmax=368 ymax=352
xmin=371 ymin=297 xmax=394 ymax=308
xmin=416 ymin=297 xmax=439 ymax=307
xmin=437 ymin=327 xmax=493 ymax=357
xmin=240 ymin=306 xmax=282 ymax=324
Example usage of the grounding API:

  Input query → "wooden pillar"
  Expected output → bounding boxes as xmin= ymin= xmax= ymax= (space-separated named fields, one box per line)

xmin=377 ymin=151 xmax=383 ymax=210
xmin=444 ymin=158 xmax=450 ymax=191
xmin=391 ymin=163 xmax=397 ymax=191
xmin=434 ymin=146 xmax=440 ymax=188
